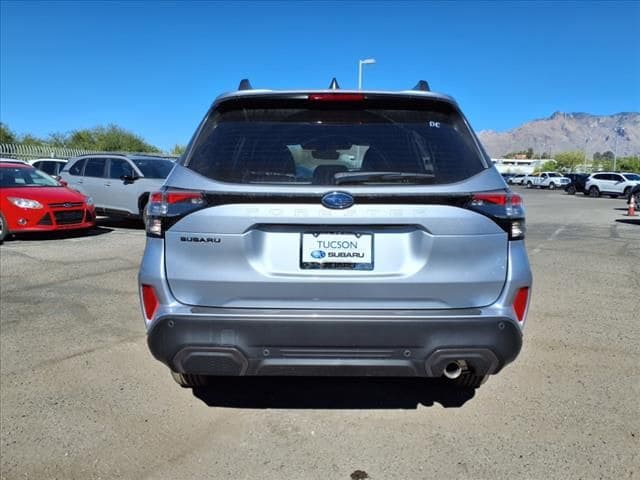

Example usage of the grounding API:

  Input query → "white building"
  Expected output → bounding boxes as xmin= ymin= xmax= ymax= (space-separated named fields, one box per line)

xmin=491 ymin=158 xmax=554 ymax=175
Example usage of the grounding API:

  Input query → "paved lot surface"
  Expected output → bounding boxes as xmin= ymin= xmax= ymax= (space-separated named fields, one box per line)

xmin=1 ymin=189 xmax=639 ymax=480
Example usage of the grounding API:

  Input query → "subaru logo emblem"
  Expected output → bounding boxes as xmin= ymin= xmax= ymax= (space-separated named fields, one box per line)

xmin=310 ymin=250 xmax=326 ymax=259
xmin=321 ymin=191 xmax=354 ymax=210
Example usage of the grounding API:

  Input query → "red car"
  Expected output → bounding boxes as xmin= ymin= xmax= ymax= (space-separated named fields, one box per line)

xmin=0 ymin=162 xmax=95 ymax=243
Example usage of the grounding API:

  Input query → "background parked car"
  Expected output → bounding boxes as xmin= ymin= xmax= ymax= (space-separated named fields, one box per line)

xmin=59 ymin=154 xmax=175 ymax=219
xmin=508 ymin=174 xmax=526 ymax=185
xmin=0 ymin=158 xmax=28 ymax=165
xmin=564 ymin=173 xmax=589 ymax=195
xmin=584 ymin=172 xmax=640 ymax=198
xmin=29 ymin=158 xmax=68 ymax=177
xmin=524 ymin=172 xmax=570 ymax=189
xmin=627 ymin=183 xmax=640 ymax=206
xmin=0 ymin=161 xmax=95 ymax=243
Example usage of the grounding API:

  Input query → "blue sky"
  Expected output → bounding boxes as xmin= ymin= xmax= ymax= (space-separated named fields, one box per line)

xmin=1 ymin=0 xmax=639 ymax=151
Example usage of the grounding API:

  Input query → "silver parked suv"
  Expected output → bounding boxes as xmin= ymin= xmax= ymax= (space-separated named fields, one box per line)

xmin=139 ymin=80 xmax=533 ymax=389
xmin=60 ymin=154 xmax=175 ymax=218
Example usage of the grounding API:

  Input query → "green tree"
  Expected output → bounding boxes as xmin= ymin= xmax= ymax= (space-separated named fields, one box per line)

xmin=66 ymin=124 xmax=160 ymax=152
xmin=0 ymin=122 xmax=163 ymax=153
xmin=170 ymin=144 xmax=186 ymax=156
xmin=18 ymin=133 xmax=46 ymax=146
xmin=0 ymin=122 xmax=16 ymax=143
xmin=617 ymin=156 xmax=640 ymax=172
xmin=526 ymin=147 xmax=534 ymax=159
xmin=47 ymin=131 xmax=70 ymax=148
xmin=553 ymin=151 xmax=584 ymax=172
xmin=601 ymin=150 xmax=614 ymax=161
xmin=539 ymin=160 xmax=558 ymax=171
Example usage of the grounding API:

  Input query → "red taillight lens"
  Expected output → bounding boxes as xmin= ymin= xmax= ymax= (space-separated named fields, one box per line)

xmin=165 ymin=191 xmax=205 ymax=204
xmin=308 ymin=93 xmax=365 ymax=102
xmin=141 ymin=284 xmax=159 ymax=321
xmin=149 ymin=192 xmax=163 ymax=203
xmin=146 ymin=190 xmax=206 ymax=237
xmin=513 ymin=287 xmax=529 ymax=322
xmin=470 ymin=192 xmax=522 ymax=207
xmin=468 ymin=191 xmax=525 ymax=240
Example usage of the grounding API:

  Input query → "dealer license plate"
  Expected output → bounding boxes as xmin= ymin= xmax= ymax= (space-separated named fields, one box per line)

xmin=300 ymin=233 xmax=373 ymax=270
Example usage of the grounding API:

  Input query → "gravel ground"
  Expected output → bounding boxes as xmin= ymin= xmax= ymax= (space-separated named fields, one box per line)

xmin=1 ymin=189 xmax=638 ymax=480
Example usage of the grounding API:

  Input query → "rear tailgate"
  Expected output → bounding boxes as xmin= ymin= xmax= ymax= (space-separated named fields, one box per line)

xmin=164 ymin=201 xmax=507 ymax=309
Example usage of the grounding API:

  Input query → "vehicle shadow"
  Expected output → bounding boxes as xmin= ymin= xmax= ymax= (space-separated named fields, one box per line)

xmin=10 ymin=226 xmax=113 ymax=242
xmin=96 ymin=216 xmax=144 ymax=230
xmin=191 ymin=376 xmax=476 ymax=410
xmin=615 ymin=218 xmax=640 ymax=225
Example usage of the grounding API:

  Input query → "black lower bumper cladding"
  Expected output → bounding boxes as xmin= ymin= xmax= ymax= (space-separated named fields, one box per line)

xmin=148 ymin=313 xmax=522 ymax=378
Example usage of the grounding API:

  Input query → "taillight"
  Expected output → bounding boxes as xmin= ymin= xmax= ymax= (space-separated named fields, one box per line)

xmin=467 ymin=191 xmax=525 ymax=240
xmin=146 ymin=189 xmax=206 ymax=237
xmin=308 ymin=93 xmax=365 ymax=101
xmin=141 ymin=284 xmax=159 ymax=321
xmin=513 ymin=287 xmax=530 ymax=322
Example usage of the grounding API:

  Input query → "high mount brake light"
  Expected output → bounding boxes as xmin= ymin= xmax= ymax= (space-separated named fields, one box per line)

xmin=308 ymin=93 xmax=365 ymax=102
xmin=467 ymin=191 xmax=526 ymax=240
xmin=146 ymin=190 xmax=206 ymax=237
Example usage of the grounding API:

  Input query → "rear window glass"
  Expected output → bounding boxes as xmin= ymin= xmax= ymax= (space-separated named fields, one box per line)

xmin=131 ymin=159 xmax=174 ymax=178
xmin=186 ymin=101 xmax=486 ymax=185
xmin=69 ymin=158 xmax=86 ymax=175
xmin=84 ymin=158 xmax=106 ymax=177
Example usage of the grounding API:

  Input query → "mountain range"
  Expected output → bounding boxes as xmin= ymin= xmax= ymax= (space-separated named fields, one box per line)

xmin=477 ymin=112 xmax=640 ymax=158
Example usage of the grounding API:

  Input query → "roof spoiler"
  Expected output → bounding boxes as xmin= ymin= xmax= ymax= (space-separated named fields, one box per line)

xmin=413 ymin=80 xmax=430 ymax=91
xmin=238 ymin=79 xmax=253 ymax=90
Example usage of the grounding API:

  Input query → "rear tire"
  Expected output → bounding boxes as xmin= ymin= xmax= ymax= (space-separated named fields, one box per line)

xmin=171 ymin=371 xmax=211 ymax=388
xmin=623 ymin=187 xmax=631 ymax=197
xmin=566 ymin=185 xmax=576 ymax=195
xmin=452 ymin=372 xmax=487 ymax=389
xmin=589 ymin=186 xmax=600 ymax=198
xmin=142 ymin=203 xmax=149 ymax=226
xmin=526 ymin=181 xmax=533 ymax=188
xmin=0 ymin=212 xmax=9 ymax=244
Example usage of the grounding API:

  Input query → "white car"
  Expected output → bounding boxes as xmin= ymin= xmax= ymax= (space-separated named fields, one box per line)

xmin=59 ymin=154 xmax=175 ymax=218
xmin=0 ymin=158 xmax=28 ymax=165
xmin=524 ymin=172 xmax=570 ymax=190
xmin=585 ymin=172 xmax=640 ymax=198
xmin=508 ymin=174 xmax=527 ymax=185
xmin=29 ymin=158 xmax=68 ymax=177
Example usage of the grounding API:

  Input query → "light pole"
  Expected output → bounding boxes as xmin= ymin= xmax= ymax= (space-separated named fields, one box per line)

xmin=613 ymin=126 xmax=625 ymax=172
xmin=358 ymin=58 xmax=376 ymax=90
xmin=583 ymin=137 xmax=591 ymax=172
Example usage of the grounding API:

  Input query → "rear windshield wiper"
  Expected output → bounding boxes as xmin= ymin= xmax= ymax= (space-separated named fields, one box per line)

xmin=334 ymin=171 xmax=436 ymax=185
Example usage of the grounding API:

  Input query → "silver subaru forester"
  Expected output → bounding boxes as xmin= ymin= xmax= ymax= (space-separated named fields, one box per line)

xmin=139 ymin=80 xmax=532 ymax=389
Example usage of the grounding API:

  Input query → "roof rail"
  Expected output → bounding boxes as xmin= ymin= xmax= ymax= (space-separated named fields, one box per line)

xmin=413 ymin=80 xmax=430 ymax=92
xmin=328 ymin=78 xmax=340 ymax=90
xmin=238 ymin=79 xmax=253 ymax=90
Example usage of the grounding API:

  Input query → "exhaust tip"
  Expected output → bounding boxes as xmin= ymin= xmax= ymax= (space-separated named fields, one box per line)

xmin=443 ymin=361 xmax=463 ymax=379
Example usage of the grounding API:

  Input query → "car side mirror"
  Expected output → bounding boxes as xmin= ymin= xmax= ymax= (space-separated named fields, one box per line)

xmin=58 ymin=179 xmax=68 ymax=187
xmin=121 ymin=174 xmax=138 ymax=184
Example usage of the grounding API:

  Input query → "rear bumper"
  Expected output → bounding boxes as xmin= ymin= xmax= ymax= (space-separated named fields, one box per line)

xmin=147 ymin=310 xmax=522 ymax=377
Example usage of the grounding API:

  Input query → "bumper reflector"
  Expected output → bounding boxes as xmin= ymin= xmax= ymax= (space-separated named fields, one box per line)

xmin=513 ymin=287 xmax=529 ymax=322
xmin=141 ymin=285 xmax=159 ymax=321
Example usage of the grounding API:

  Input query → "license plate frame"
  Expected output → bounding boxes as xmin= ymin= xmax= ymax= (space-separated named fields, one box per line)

xmin=300 ymin=232 xmax=374 ymax=270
